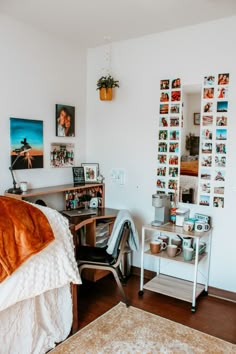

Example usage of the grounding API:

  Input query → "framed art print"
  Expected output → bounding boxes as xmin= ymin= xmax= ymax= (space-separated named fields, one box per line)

xmin=72 ymin=167 xmax=85 ymax=185
xmin=81 ymin=163 xmax=99 ymax=183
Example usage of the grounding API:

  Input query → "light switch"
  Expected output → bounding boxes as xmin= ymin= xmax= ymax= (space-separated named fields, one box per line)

xmin=110 ymin=168 xmax=126 ymax=185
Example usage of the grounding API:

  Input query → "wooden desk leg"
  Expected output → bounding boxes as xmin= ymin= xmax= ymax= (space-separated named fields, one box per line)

xmin=71 ymin=283 xmax=78 ymax=334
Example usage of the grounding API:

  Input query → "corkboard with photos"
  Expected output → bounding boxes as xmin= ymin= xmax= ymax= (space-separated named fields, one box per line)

xmin=198 ymin=73 xmax=229 ymax=208
xmin=157 ymin=78 xmax=182 ymax=200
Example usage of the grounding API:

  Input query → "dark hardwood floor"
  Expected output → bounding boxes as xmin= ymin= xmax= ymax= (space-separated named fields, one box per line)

xmin=78 ymin=274 xmax=236 ymax=344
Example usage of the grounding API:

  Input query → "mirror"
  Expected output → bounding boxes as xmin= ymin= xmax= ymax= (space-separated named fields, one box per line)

xmin=179 ymin=84 xmax=201 ymax=204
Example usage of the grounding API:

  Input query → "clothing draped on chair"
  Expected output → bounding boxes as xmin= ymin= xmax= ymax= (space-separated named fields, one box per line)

xmin=77 ymin=209 xmax=139 ymax=306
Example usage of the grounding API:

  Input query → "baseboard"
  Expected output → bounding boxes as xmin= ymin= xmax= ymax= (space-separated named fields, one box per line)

xmin=131 ymin=266 xmax=236 ymax=303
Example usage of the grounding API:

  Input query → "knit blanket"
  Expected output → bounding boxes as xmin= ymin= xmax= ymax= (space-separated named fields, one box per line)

xmin=0 ymin=196 xmax=55 ymax=282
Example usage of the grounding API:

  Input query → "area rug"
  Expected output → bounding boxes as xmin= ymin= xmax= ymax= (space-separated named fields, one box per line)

xmin=50 ymin=302 xmax=235 ymax=353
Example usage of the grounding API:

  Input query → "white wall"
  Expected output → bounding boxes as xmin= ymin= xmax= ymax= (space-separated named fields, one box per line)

xmin=0 ymin=15 xmax=87 ymax=209
xmin=86 ymin=17 xmax=236 ymax=292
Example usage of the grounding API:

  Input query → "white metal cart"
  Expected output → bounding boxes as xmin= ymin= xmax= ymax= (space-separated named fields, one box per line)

xmin=139 ymin=223 xmax=212 ymax=312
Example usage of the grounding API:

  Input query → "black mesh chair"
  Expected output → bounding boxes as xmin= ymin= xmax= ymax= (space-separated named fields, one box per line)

xmin=77 ymin=221 xmax=131 ymax=306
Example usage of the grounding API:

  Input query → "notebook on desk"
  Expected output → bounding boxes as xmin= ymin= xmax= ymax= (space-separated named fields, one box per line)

xmin=62 ymin=209 xmax=97 ymax=217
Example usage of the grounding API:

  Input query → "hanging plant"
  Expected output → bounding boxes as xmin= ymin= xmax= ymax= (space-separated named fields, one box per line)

xmin=96 ymin=75 xmax=119 ymax=101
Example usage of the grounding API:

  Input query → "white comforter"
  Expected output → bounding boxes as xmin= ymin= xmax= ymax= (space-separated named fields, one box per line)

xmin=0 ymin=202 xmax=81 ymax=311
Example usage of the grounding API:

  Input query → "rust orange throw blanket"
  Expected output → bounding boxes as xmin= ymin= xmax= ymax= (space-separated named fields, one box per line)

xmin=0 ymin=196 xmax=55 ymax=282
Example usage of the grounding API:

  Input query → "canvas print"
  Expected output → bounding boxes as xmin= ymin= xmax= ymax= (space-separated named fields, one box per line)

xmin=50 ymin=142 xmax=75 ymax=167
xmin=56 ymin=104 xmax=75 ymax=137
xmin=10 ymin=118 xmax=43 ymax=170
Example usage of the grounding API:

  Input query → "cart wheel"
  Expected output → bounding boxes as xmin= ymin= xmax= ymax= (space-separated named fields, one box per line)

xmin=191 ymin=306 xmax=196 ymax=313
xmin=202 ymin=290 xmax=208 ymax=296
xmin=138 ymin=290 xmax=144 ymax=296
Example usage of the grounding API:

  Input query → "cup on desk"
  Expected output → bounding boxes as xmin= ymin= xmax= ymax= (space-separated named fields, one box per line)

xmin=158 ymin=235 xmax=169 ymax=245
xmin=194 ymin=221 xmax=210 ymax=233
xmin=183 ymin=247 xmax=194 ymax=261
xmin=20 ymin=181 xmax=28 ymax=192
xmin=166 ymin=244 xmax=181 ymax=257
xmin=183 ymin=220 xmax=194 ymax=232
xmin=150 ymin=240 xmax=167 ymax=254
xmin=171 ymin=236 xmax=182 ymax=247
xmin=182 ymin=237 xmax=192 ymax=248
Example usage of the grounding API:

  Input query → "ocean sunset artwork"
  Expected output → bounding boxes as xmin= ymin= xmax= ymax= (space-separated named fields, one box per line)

xmin=10 ymin=118 xmax=44 ymax=169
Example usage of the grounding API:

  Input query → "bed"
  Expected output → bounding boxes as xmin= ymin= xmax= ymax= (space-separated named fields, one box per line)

xmin=0 ymin=196 xmax=81 ymax=354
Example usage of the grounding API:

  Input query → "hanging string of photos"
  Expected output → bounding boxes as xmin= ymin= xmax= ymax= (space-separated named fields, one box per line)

xmin=157 ymin=78 xmax=182 ymax=202
xmin=198 ymin=73 xmax=230 ymax=208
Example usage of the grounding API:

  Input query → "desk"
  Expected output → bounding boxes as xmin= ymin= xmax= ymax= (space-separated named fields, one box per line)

xmin=64 ymin=208 xmax=119 ymax=282
xmin=5 ymin=183 xmax=105 ymax=209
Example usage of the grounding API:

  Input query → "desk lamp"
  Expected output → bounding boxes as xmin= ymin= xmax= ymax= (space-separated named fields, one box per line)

xmin=7 ymin=138 xmax=32 ymax=194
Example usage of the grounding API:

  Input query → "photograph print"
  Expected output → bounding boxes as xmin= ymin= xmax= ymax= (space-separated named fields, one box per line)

xmin=50 ymin=142 xmax=75 ymax=168
xmin=56 ymin=104 xmax=75 ymax=137
xmin=10 ymin=117 xmax=43 ymax=170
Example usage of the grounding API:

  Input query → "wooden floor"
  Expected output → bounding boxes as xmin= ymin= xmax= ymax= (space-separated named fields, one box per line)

xmin=78 ymin=274 xmax=236 ymax=345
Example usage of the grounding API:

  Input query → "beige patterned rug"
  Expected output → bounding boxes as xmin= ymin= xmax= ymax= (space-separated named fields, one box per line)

xmin=50 ymin=302 xmax=235 ymax=353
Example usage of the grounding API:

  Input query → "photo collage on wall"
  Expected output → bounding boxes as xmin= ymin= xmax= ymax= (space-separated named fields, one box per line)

xmin=198 ymin=73 xmax=229 ymax=208
xmin=157 ymin=78 xmax=182 ymax=200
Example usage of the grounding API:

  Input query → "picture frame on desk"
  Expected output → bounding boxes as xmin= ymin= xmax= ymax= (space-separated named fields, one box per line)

xmin=81 ymin=163 xmax=99 ymax=183
xmin=72 ymin=166 xmax=85 ymax=185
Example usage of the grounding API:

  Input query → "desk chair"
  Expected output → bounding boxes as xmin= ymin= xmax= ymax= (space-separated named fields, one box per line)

xmin=77 ymin=221 xmax=131 ymax=306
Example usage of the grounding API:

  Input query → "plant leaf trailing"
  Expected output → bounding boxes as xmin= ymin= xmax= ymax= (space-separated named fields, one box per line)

xmin=96 ymin=75 xmax=119 ymax=90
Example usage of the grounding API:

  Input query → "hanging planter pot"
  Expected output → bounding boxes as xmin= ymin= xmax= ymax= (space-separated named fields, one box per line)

xmin=99 ymin=87 xmax=113 ymax=101
xmin=96 ymin=75 xmax=119 ymax=101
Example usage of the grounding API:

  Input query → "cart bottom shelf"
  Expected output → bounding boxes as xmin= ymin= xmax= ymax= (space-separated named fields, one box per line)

xmin=143 ymin=274 xmax=205 ymax=303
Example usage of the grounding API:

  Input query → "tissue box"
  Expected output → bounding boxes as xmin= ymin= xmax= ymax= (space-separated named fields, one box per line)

xmin=176 ymin=208 xmax=190 ymax=227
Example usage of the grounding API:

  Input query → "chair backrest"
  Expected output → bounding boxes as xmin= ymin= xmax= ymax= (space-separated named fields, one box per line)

xmin=110 ymin=221 xmax=131 ymax=267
